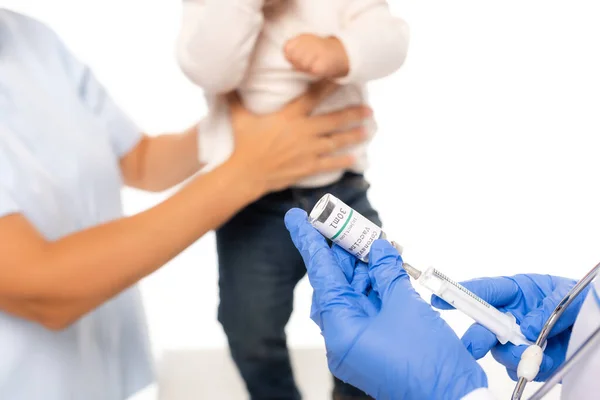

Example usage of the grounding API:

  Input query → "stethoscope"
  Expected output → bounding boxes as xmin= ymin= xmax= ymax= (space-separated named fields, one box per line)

xmin=512 ymin=261 xmax=600 ymax=400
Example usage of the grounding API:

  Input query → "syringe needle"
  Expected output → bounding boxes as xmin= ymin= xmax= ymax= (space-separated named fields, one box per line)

xmin=390 ymin=242 xmax=422 ymax=279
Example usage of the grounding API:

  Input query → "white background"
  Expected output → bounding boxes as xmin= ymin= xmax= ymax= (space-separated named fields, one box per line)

xmin=2 ymin=0 xmax=600 ymax=398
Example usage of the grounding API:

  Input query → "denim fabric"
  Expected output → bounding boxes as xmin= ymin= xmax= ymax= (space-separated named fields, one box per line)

xmin=216 ymin=173 xmax=379 ymax=400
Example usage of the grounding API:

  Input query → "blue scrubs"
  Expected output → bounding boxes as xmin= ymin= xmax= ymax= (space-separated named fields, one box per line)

xmin=0 ymin=10 xmax=154 ymax=399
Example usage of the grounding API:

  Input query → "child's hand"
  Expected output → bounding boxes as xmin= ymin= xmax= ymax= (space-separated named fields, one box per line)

xmin=284 ymin=34 xmax=350 ymax=79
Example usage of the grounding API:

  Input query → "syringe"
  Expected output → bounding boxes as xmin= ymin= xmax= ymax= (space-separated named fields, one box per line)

xmin=309 ymin=193 xmax=533 ymax=347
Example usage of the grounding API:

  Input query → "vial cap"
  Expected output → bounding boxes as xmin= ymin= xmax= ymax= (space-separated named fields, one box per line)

xmin=310 ymin=194 xmax=336 ymax=224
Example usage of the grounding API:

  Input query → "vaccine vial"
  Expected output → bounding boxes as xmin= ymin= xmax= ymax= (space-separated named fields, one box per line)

xmin=309 ymin=193 xmax=388 ymax=262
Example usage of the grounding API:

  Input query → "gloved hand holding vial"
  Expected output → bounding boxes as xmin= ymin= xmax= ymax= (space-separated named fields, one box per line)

xmin=309 ymin=193 xmax=533 ymax=347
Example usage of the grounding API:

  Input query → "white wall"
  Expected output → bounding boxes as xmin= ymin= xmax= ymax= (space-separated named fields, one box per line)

xmin=2 ymin=0 xmax=599 ymax=398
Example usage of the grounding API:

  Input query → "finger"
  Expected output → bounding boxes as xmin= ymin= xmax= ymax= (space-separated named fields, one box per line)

xmin=431 ymin=295 xmax=454 ymax=310
xmin=537 ymin=352 xmax=558 ymax=381
xmin=284 ymin=81 xmax=340 ymax=116
xmin=284 ymin=38 xmax=299 ymax=56
xmin=521 ymin=281 xmax=580 ymax=340
xmin=533 ymin=332 xmax=571 ymax=381
xmin=286 ymin=48 xmax=308 ymax=70
xmin=303 ymin=53 xmax=320 ymax=72
xmin=285 ymin=208 xmax=330 ymax=268
xmin=506 ymin=368 xmax=519 ymax=382
xmin=461 ymin=323 xmax=499 ymax=360
xmin=284 ymin=209 xmax=364 ymax=314
xmin=491 ymin=343 xmax=546 ymax=371
xmin=311 ymin=59 xmax=330 ymax=78
xmin=307 ymin=107 xmax=372 ymax=136
xmin=293 ymin=52 xmax=311 ymax=70
xmin=367 ymin=240 xmax=407 ymax=303
xmin=491 ymin=343 xmax=522 ymax=372
xmin=313 ymin=128 xmax=366 ymax=155
xmin=310 ymin=291 xmax=324 ymax=329
xmin=366 ymin=289 xmax=382 ymax=312
xmin=351 ymin=264 xmax=371 ymax=295
xmin=332 ymin=244 xmax=357 ymax=284
xmin=432 ymin=277 xmax=520 ymax=311
xmin=350 ymin=263 xmax=380 ymax=318
xmin=284 ymin=34 xmax=305 ymax=54
xmin=355 ymin=264 xmax=380 ymax=317
xmin=492 ymin=343 xmax=556 ymax=382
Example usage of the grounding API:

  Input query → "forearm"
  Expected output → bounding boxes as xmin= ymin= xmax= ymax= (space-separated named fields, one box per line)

xmin=336 ymin=0 xmax=409 ymax=83
xmin=0 ymin=296 xmax=103 ymax=330
xmin=3 ymin=159 xmax=262 ymax=326
xmin=129 ymin=125 xmax=202 ymax=192
xmin=177 ymin=0 xmax=264 ymax=93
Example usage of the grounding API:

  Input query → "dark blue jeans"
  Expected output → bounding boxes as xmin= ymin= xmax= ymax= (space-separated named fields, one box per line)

xmin=216 ymin=172 xmax=380 ymax=400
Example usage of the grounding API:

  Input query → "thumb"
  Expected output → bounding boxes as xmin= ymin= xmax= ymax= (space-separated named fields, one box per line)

xmin=285 ymin=208 xmax=365 ymax=318
xmin=332 ymin=244 xmax=358 ymax=284
xmin=432 ymin=277 xmax=520 ymax=311
xmin=368 ymin=240 xmax=407 ymax=302
xmin=351 ymin=264 xmax=371 ymax=295
xmin=461 ymin=323 xmax=499 ymax=360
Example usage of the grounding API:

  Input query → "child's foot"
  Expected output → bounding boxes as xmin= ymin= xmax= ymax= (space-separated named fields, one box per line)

xmin=284 ymin=34 xmax=349 ymax=79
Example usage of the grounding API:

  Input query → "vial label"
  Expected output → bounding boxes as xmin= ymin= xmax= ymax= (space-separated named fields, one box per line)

xmin=313 ymin=199 xmax=383 ymax=262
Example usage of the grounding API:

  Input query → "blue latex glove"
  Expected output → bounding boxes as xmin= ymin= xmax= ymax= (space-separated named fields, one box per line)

xmin=309 ymin=244 xmax=381 ymax=328
xmin=285 ymin=209 xmax=488 ymax=400
xmin=432 ymin=274 xmax=588 ymax=381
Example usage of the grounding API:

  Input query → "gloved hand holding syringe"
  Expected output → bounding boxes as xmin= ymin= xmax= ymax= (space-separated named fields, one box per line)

xmin=309 ymin=193 xmax=533 ymax=347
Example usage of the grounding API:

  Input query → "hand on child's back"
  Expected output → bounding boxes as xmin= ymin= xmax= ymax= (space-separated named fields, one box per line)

xmin=284 ymin=34 xmax=350 ymax=79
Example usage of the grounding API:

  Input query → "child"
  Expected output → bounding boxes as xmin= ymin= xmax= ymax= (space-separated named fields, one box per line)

xmin=177 ymin=1 xmax=409 ymax=398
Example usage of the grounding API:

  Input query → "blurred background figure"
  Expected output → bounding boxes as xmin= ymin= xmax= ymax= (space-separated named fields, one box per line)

xmin=0 ymin=4 xmax=366 ymax=400
xmin=177 ymin=0 xmax=409 ymax=398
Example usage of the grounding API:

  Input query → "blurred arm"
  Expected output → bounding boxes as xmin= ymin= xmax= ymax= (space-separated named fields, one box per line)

xmin=177 ymin=0 xmax=264 ymax=93
xmin=55 ymin=31 xmax=205 ymax=191
xmin=120 ymin=124 xmax=203 ymax=192
xmin=0 ymin=159 xmax=260 ymax=331
xmin=336 ymin=0 xmax=410 ymax=84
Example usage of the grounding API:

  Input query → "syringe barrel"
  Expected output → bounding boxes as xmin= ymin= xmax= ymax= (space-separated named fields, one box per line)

xmin=308 ymin=195 xmax=531 ymax=347
xmin=309 ymin=193 xmax=387 ymax=262
xmin=420 ymin=267 xmax=532 ymax=347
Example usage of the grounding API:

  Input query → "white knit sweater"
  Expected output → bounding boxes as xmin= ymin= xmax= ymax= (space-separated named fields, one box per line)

xmin=178 ymin=0 xmax=409 ymax=187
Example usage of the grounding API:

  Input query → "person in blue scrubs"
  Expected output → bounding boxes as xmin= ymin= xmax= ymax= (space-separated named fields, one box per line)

xmin=0 ymin=9 xmax=371 ymax=400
